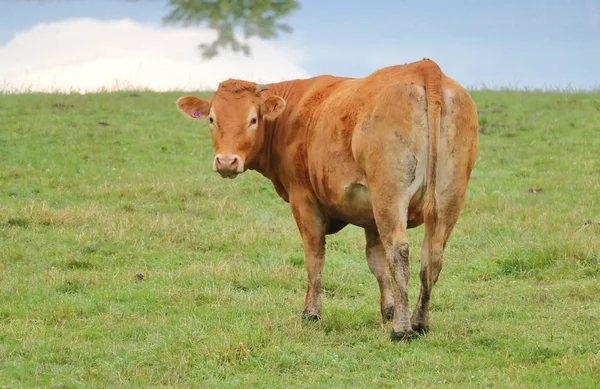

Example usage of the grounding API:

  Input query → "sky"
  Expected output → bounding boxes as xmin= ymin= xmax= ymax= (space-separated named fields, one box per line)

xmin=0 ymin=0 xmax=598 ymax=92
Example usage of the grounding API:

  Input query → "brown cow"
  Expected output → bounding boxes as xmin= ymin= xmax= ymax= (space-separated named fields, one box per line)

xmin=176 ymin=59 xmax=478 ymax=340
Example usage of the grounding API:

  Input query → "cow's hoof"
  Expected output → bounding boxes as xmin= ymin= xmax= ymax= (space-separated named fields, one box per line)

xmin=381 ymin=306 xmax=394 ymax=322
xmin=411 ymin=323 xmax=430 ymax=335
xmin=390 ymin=329 xmax=418 ymax=342
xmin=301 ymin=311 xmax=321 ymax=321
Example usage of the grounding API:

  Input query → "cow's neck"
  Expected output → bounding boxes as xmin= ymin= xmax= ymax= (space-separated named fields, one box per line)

xmin=249 ymin=79 xmax=302 ymax=202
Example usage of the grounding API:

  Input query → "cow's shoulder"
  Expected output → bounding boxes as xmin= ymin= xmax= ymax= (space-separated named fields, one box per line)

xmin=296 ymin=76 xmax=351 ymax=111
xmin=281 ymin=75 xmax=352 ymax=136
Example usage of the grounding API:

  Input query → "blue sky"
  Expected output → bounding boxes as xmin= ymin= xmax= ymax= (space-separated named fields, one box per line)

xmin=1 ymin=0 xmax=598 ymax=91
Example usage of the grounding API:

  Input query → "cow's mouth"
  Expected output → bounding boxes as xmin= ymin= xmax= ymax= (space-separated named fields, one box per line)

xmin=218 ymin=171 xmax=239 ymax=179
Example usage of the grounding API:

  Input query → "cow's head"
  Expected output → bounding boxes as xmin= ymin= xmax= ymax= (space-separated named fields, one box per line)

xmin=176 ymin=79 xmax=286 ymax=178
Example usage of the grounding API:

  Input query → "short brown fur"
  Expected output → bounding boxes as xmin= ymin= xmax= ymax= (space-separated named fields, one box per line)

xmin=176 ymin=59 xmax=478 ymax=340
xmin=218 ymin=78 xmax=258 ymax=94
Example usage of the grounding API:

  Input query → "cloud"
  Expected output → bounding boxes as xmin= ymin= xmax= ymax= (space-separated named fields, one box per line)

xmin=0 ymin=18 xmax=310 ymax=93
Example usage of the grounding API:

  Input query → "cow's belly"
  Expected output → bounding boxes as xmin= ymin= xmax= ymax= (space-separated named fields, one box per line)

xmin=319 ymin=180 xmax=425 ymax=231
xmin=329 ymin=181 xmax=376 ymax=229
xmin=308 ymin=148 xmax=427 ymax=232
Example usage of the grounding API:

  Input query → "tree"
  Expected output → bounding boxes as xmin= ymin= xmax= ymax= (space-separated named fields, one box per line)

xmin=164 ymin=0 xmax=299 ymax=58
xmin=28 ymin=0 xmax=300 ymax=58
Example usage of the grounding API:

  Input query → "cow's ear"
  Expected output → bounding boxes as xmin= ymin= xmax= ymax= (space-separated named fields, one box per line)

xmin=261 ymin=96 xmax=286 ymax=120
xmin=176 ymin=96 xmax=210 ymax=119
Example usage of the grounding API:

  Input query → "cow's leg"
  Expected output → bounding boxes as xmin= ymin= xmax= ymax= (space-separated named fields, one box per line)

xmin=377 ymin=211 xmax=412 ymax=340
xmin=365 ymin=228 xmax=394 ymax=322
xmin=410 ymin=230 xmax=441 ymax=334
xmin=290 ymin=193 xmax=327 ymax=321
xmin=367 ymin=174 xmax=415 ymax=340
xmin=353 ymin=82 xmax=434 ymax=340
xmin=411 ymin=89 xmax=478 ymax=333
xmin=411 ymin=193 xmax=464 ymax=333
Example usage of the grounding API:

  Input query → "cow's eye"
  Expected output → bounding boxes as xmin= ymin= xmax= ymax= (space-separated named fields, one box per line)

xmin=249 ymin=118 xmax=257 ymax=125
xmin=209 ymin=117 xmax=214 ymax=124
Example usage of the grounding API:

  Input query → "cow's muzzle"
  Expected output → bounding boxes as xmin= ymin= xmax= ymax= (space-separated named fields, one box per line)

xmin=213 ymin=154 xmax=244 ymax=179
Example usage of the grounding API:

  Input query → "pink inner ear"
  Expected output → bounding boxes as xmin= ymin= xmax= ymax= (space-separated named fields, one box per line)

xmin=192 ymin=110 xmax=202 ymax=118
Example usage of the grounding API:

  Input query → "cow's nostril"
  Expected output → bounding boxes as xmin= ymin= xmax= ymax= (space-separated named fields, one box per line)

xmin=214 ymin=154 xmax=242 ymax=172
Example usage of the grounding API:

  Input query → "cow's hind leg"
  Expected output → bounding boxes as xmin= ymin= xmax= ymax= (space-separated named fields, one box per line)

xmin=371 ymin=192 xmax=414 ymax=340
xmin=411 ymin=88 xmax=478 ymax=333
xmin=365 ymin=228 xmax=394 ymax=322
xmin=410 ymin=196 xmax=462 ymax=333
xmin=354 ymin=83 xmax=427 ymax=340
xmin=366 ymin=154 xmax=418 ymax=340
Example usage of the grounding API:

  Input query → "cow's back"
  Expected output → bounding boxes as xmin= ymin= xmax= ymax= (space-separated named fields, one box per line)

xmin=285 ymin=60 xmax=476 ymax=229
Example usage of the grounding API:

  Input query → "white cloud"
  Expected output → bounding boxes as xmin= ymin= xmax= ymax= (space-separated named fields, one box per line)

xmin=0 ymin=18 xmax=310 ymax=93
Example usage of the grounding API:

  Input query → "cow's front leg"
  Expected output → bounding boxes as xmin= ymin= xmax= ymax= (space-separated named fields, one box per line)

xmin=365 ymin=228 xmax=395 ymax=322
xmin=290 ymin=193 xmax=327 ymax=321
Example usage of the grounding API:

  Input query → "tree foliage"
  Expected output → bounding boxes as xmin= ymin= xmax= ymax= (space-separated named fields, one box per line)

xmin=164 ymin=0 xmax=299 ymax=58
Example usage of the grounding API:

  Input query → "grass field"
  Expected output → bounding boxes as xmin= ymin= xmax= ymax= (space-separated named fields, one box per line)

xmin=1 ymin=89 xmax=599 ymax=388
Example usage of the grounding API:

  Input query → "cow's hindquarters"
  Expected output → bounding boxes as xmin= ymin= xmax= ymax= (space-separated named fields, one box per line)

xmin=353 ymin=82 xmax=430 ymax=339
xmin=411 ymin=83 xmax=479 ymax=332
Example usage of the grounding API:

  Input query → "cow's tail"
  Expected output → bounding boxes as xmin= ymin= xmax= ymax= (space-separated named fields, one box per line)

xmin=421 ymin=59 xmax=443 ymax=290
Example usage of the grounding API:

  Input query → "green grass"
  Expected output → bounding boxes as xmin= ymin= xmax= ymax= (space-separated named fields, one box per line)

xmin=1 ymin=90 xmax=599 ymax=388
